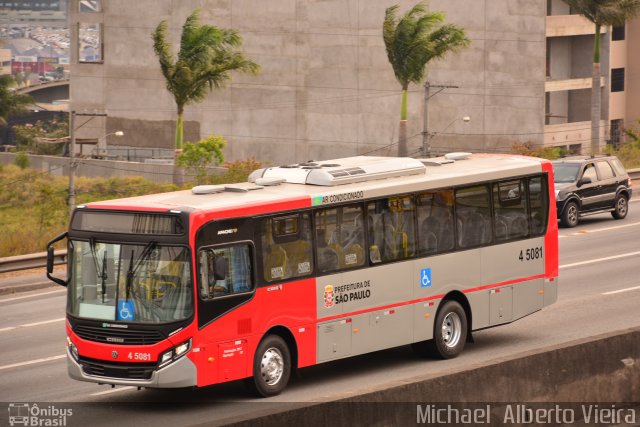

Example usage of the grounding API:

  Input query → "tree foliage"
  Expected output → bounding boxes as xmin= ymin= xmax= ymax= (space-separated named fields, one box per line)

xmin=152 ymin=9 xmax=260 ymax=150
xmin=383 ymin=2 xmax=470 ymax=156
xmin=176 ymin=134 xmax=227 ymax=183
xmin=0 ymin=74 xmax=33 ymax=125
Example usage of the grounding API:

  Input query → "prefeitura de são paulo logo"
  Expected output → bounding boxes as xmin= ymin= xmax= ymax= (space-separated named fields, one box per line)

xmin=324 ymin=285 xmax=334 ymax=308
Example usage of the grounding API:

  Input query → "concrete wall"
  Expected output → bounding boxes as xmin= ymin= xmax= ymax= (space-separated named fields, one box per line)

xmin=627 ymin=18 xmax=640 ymax=125
xmin=215 ymin=327 xmax=640 ymax=426
xmin=68 ymin=0 xmax=547 ymax=163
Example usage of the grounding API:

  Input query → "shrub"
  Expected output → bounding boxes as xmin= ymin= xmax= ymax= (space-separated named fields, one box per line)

xmin=210 ymin=158 xmax=263 ymax=184
xmin=510 ymin=142 xmax=566 ymax=160
xmin=14 ymin=151 xmax=30 ymax=169
xmin=176 ymin=135 xmax=227 ymax=184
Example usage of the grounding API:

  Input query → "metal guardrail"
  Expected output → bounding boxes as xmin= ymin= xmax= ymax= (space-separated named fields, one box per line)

xmin=0 ymin=250 xmax=67 ymax=274
xmin=629 ymin=168 xmax=640 ymax=180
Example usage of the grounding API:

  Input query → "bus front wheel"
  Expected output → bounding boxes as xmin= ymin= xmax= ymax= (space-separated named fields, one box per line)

xmin=413 ymin=300 xmax=467 ymax=359
xmin=246 ymin=335 xmax=291 ymax=397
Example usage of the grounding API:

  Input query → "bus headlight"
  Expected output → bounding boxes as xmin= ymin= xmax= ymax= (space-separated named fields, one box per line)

xmin=158 ymin=339 xmax=192 ymax=368
xmin=67 ymin=336 xmax=79 ymax=361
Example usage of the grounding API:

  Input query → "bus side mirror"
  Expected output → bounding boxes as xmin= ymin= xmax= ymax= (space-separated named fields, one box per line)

xmin=46 ymin=246 xmax=55 ymax=273
xmin=47 ymin=232 xmax=68 ymax=287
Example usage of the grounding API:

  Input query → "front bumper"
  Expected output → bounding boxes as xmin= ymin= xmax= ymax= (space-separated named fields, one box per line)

xmin=67 ymin=347 xmax=197 ymax=388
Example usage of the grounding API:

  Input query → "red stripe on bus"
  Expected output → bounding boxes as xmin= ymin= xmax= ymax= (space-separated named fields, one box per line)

xmin=317 ymin=274 xmax=544 ymax=323
xmin=541 ymin=161 xmax=560 ymax=278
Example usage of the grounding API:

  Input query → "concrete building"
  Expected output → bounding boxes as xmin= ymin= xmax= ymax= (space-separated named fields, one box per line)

xmin=545 ymin=0 xmax=640 ymax=153
xmin=68 ymin=0 xmax=550 ymax=164
xmin=0 ymin=48 xmax=10 ymax=74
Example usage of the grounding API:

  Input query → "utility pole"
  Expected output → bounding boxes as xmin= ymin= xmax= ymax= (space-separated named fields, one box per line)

xmin=68 ymin=110 xmax=76 ymax=217
xmin=68 ymin=112 xmax=107 ymax=219
xmin=422 ymin=82 xmax=458 ymax=157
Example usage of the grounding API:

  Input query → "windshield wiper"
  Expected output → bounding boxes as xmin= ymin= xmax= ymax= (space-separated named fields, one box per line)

xmin=125 ymin=241 xmax=157 ymax=301
xmin=89 ymin=238 xmax=109 ymax=303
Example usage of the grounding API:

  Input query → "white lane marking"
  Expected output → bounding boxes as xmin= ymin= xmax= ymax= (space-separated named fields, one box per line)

xmin=0 ymin=317 xmax=65 ymax=333
xmin=0 ymin=289 xmax=65 ymax=303
xmin=90 ymin=386 xmax=136 ymax=396
xmin=0 ymin=354 xmax=66 ymax=371
xmin=560 ymin=251 xmax=640 ymax=269
xmin=602 ymin=285 xmax=640 ymax=295
xmin=559 ymin=221 xmax=640 ymax=238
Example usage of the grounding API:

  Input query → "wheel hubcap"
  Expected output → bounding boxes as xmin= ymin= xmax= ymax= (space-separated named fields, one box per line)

xmin=568 ymin=205 xmax=578 ymax=224
xmin=260 ymin=347 xmax=284 ymax=386
xmin=442 ymin=312 xmax=462 ymax=349
xmin=617 ymin=198 xmax=627 ymax=215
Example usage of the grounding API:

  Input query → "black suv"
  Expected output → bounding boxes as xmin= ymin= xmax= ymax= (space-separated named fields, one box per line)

xmin=553 ymin=155 xmax=632 ymax=228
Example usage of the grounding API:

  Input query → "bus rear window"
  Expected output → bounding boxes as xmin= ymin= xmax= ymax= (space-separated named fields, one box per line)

xmin=72 ymin=212 xmax=184 ymax=235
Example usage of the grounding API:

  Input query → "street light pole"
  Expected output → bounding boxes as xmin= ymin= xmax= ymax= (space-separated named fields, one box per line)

xmin=422 ymin=82 xmax=430 ymax=158
xmin=67 ymin=112 xmax=108 ymax=219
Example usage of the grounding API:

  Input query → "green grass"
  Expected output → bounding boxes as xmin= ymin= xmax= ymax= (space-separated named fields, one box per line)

xmin=0 ymin=165 xmax=177 ymax=257
xmin=0 ymin=159 xmax=262 ymax=257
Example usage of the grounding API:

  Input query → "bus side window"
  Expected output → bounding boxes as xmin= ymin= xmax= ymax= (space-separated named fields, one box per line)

xmin=199 ymin=244 xmax=253 ymax=300
xmin=493 ymin=179 xmax=529 ymax=242
xmin=367 ymin=196 xmax=416 ymax=262
xmin=416 ymin=190 xmax=455 ymax=255
xmin=528 ymin=176 xmax=548 ymax=236
xmin=315 ymin=204 xmax=365 ymax=273
xmin=455 ymin=185 xmax=492 ymax=248
xmin=261 ymin=213 xmax=313 ymax=282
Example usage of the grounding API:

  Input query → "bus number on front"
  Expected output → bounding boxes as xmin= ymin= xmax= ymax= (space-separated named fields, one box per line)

xmin=127 ymin=352 xmax=151 ymax=361
xmin=519 ymin=247 xmax=542 ymax=262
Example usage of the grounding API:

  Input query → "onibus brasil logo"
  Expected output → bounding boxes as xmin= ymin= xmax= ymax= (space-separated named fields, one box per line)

xmin=8 ymin=403 xmax=73 ymax=426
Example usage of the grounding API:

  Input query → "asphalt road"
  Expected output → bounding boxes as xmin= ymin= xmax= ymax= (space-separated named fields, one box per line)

xmin=1 ymin=199 xmax=640 ymax=426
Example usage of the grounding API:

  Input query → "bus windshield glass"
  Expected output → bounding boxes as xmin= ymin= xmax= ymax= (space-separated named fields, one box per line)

xmin=67 ymin=241 xmax=193 ymax=324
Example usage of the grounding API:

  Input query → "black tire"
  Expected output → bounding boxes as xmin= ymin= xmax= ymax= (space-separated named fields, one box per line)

xmin=245 ymin=335 xmax=291 ymax=397
xmin=413 ymin=300 xmax=468 ymax=359
xmin=611 ymin=194 xmax=628 ymax=220
xmin=560 ymin=201 xmax=579 ymax=228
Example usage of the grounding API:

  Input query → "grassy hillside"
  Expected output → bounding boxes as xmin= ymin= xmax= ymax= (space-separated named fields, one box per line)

xmin=0 ymin=165 xmax=177 ymax=257
xmin=0 ymin=159 xmax=262 ymax=257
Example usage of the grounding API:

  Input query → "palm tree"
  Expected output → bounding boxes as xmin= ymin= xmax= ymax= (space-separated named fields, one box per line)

xmin=0 ymin=74 xmax=33 ymax=125
xmin=383 ymin=2 xmax=469 ymax=157
xmin=562 ymin=0 xmax=640 ymax=155
xmin=152 ymin=9 xmax=260 ymax=152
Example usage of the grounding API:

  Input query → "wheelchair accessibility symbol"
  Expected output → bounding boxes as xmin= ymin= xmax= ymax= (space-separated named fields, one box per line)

xmin=117 ymin=300 xmax=135 ymax=321
xmin=420 ymin=268 xmax=432 ymax=287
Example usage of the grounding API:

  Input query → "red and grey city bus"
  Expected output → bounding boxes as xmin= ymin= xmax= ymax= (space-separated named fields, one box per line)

xmin=47 ymin=153 xmax=558 ymax=397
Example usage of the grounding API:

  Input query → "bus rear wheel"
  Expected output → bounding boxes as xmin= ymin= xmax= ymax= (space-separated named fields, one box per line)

xmin=246 ymin=335 xmax=291 ymax=397
xmin=413 ymin=300 xmax=467 ymax=359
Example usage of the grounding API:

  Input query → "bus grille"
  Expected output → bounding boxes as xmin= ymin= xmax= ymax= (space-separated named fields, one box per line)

xmin=73 ymin=325 xmax=165 ymax=345
xmin=79 ymin=357 xmax=156 ymax=380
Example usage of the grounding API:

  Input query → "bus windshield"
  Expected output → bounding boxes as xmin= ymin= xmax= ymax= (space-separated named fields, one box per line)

xmin=68 ymin=240 xmax=193 ymax=324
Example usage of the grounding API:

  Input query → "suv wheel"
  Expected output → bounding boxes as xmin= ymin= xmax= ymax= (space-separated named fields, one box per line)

xmin=611 ymin=194 xmax=628 ymax=220
xmin=561 ymin=201 xmax=579 ymax=228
